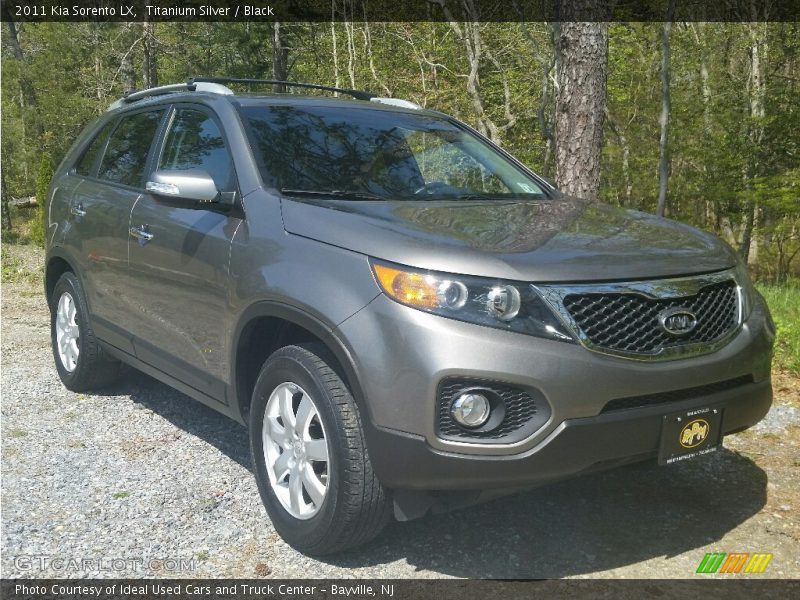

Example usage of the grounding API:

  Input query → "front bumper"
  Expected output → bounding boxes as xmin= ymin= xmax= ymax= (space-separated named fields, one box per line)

xmin=367 ymin=378 xmax=771 ymax=490
xmin=336 ymin=291 xmax=774 ymax=490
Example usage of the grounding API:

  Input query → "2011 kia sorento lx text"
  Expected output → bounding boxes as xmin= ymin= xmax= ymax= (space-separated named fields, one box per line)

xmin=44 ymin=78 xmax=775 ymax=554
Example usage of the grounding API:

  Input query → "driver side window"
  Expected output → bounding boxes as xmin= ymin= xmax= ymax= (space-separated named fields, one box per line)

xmin=159 ymin=109 xmax=233 ymax=190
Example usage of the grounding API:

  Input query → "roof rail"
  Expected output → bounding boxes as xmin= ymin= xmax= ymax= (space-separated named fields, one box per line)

xmin=187 ymin=77 xmax=376 ymax=101
xmin=369 ymin=97 xmax=422 ymax=110
xmin=107 ymin=77 xmax=422 ymax=112
xmin=107 ymin=80 xmax=233 ymax=111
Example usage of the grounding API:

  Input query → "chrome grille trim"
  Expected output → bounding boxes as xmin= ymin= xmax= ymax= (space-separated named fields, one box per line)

xmin=534 ymin=268 xmax=744 ymax=361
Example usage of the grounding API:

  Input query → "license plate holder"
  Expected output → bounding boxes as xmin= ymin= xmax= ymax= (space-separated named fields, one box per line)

xmin=658 ymin=406 xmax=723 ymax=465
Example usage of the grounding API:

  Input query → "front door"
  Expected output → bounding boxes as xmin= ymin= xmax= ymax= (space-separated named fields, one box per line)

xmin=127 ymin=106 xmax=242 ymax=402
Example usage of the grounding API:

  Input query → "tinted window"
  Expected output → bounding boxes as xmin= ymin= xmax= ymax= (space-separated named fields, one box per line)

xmin=241 ymin=105 xmax=543 ymax=200
xmin=159 ymin=109 xmax=232 ymax=189
xmin=75 ymin=121 xmax=114 ymax=176
xmin=98 ymin=110 xmax=164 ymax=187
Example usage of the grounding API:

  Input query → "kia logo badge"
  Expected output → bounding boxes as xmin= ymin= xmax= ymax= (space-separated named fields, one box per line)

xmin=659 ymin=308 xmax=698 ymax=336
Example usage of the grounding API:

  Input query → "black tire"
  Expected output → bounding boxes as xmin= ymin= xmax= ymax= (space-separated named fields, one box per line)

xmin=250 ymin=343 xmax=391 ymax=555
xmin=49 ymin=271 xmax=122 ymax=391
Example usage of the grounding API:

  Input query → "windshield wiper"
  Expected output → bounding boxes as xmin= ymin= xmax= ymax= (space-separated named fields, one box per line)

xmin=280 ymin=189 xmax=387 ymax=201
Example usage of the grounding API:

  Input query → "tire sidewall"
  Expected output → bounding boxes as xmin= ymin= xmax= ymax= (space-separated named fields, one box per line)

xmin=249 ymin=351 xmax=345 ymax=547
xmin=50 ymin=272 xmax=90 ymax=388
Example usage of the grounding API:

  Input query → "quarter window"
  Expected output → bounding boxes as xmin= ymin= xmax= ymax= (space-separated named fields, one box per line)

xmin=75 ymin=121 xmax=114 ymax=177
xmin=98 ymin=110 xmax=164 ymax=187
xmin=159 ymin=109 xmax=232 ymax=190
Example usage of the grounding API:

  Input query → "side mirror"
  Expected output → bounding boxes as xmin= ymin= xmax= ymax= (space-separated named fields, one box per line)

xmin=146 ymin=170 xmax=220 ymax=204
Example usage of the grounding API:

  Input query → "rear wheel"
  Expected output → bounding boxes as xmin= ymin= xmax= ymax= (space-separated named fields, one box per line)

xmin=250 ymin=343 xmax=391 ymax=554
xmin=50 ymin=272 xmax=122 ymax=391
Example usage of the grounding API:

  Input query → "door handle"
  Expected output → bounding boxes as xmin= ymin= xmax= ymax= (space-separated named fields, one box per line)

xmin=129 ymin=225 xmax=154 ymax=242
xmin=71 ymin=204 xmax=86 ymax=217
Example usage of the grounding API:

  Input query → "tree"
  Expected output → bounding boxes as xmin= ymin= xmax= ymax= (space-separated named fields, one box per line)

xmin=142 ymin=18 xmax=159 ymax=89
xmin=656 ymin=0 xmax=675 ymax=217
xmin=30 ymin=153 xmax=52 ymax=247
xmin=1 ymin=172 xmax=11 ymax=231
xmin=739 ymin=22 xmax=767 ymax=263
xmin=553 ymin=19 xmax=608 ymax=200
xmin=272 ymin=22 xmax=289 ymax=91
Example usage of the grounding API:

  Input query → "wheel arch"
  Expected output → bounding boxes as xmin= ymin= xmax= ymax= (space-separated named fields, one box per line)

xmin=45 ymin=248 xmax=79 ymax=303
xmin=230 ymin=301 xmax=371 ymax=429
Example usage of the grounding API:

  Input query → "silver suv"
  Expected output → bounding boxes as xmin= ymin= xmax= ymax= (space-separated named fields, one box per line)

xmin=45 ymin=78 xmax=775 ymax=554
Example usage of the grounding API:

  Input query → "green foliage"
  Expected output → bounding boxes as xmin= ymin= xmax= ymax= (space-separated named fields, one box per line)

xmin=2 ymin=204 xmax=38 ymax=246
xmin=30 ymin=153 xmax=52 ymax=247
xmin=757 ymin=282 xmax=800 ymax=375
xmin=1 ymin=21 xmax=798 ymax=278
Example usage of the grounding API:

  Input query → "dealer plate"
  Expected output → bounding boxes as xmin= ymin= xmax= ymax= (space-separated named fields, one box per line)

xmin=658 ymin=406 xmax=723 ymax=465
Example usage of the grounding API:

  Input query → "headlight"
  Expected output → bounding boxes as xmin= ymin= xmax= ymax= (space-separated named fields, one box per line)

xmin=733 ymin=260 xmax=757 ymax=322
xmin=371 ymin=260 xmax=574 ymax=342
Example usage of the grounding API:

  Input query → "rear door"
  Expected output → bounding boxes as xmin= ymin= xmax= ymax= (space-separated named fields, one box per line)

xmin=127 ymin=105 xmax=243 ymax=402
xmin=63 ymin=108 xmax=166 ymax=352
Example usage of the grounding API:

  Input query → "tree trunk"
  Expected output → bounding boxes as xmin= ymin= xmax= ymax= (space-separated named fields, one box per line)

xmin=1 ymin=173 xmax=12 ymax=231
xmin=739 ymin=22 xmax=766 ymax=263
xmin=344 ymin=20 xmax=357 ymax=88
xmin=553 ymin=19 xmax=608 ymax=200
xmin=121 ymin=49 xmax=136 ymax=94
xmin=656 ymin=4 xmax=674 ymax=217
xmin=607 ymin=115 xmax=632 ymax=206
xmin=272 ymin=22 xmax=289 ymax=92
xmin=330 ymin=20 xmax=340 ymax=91
xmin=692 ymin=22 xmax=719 ymax=232
xmin=92 ymin=24 xmax=104 ymax=108
xmin=4 ymin=10 xmax=41 ymax=136
xmin=142 ymin=18 xmax=158 ymax=89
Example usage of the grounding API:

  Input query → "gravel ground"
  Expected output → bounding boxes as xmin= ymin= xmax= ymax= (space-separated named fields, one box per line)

xmin=1 ymin=245 xmax=798 ymax=579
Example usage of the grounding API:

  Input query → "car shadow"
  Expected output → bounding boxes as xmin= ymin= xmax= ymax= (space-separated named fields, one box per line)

xmin=96 ymin=369 xmax=768 ymax=579
xmin=96 ymin=367 xmax=252 ymax=469
xmin=333 ymin=450 xmax=768 ymax=578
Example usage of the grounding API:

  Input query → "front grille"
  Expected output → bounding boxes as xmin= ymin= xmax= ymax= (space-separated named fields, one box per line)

xmin=601 ymin=375 xmax=754 ymax=413
xmin=436 ymin=378 xmax=550 ymax=443
xmin=562 ymin=280 xmax=738 ymax=356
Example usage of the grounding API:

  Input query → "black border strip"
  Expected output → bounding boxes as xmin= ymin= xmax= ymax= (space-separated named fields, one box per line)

xmin=2 ymin=579 xmax=799 ymax=600
xmin=3 ymin=0 xmax=800 ymax=23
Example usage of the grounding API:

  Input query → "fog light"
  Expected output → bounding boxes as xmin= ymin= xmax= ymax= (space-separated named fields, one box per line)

xmin=450 ymin=392 xmax=491 ymax=428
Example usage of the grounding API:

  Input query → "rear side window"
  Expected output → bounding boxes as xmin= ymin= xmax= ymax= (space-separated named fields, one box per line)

xmin=158 ymin=109 xmax=232 ymax=189
xmin=98 ymin=110 xmax=164 ymax=187
xmin=75 ymin=121 xmax=114 ymax=176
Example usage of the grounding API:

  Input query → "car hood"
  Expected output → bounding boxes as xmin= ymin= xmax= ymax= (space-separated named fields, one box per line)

xmin=281 ymin=196 xmax=738 ymax=282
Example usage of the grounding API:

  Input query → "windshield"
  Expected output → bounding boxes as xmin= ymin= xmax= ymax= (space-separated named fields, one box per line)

xmin=240 ymin=104 xmax=545 ymax=200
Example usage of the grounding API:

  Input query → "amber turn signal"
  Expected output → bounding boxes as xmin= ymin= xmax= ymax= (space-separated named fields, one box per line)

xmin=372 ymin=263 xmax=440 ymax=310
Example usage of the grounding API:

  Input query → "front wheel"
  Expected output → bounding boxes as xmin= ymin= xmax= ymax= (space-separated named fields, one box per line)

xmin=249 ymin=343 xmax=391 ymax=554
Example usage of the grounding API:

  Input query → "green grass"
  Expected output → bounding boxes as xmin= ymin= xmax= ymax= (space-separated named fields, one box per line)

xmin=1 ymin=251 xmax=42 ymax=284
xmin=757 ymin=282 xmax=800 ymax=375
xmin=112 ymin=491 xmax=131 ymax=500
xmin=1 ymin=205 xmax=39 ymax=246
xmin=2 ymin=206 xmax=44 ymax=284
